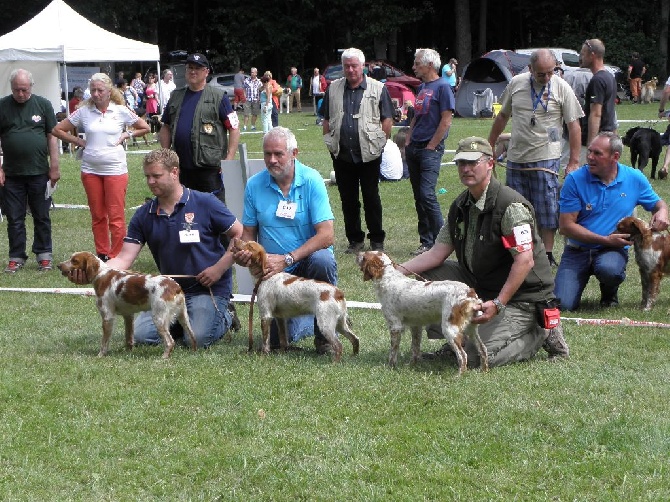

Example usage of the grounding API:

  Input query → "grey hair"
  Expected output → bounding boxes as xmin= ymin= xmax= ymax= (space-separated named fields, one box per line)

xmin=9 ymin=69 xmax=34 ymax=86
xmin=414 ymin=48 xmax=441 ymax=70
xmin=529 ymin=49 xmax=557 ymax=67
xmin=264 ymin=126 xmax=298 ymax=152
xmin=341 ymin=48 xmax=365 ymax=65
xmin=597 ymin=131 xmax=623 ymax=155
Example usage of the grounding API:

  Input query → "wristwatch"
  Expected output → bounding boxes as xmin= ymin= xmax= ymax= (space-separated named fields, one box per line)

xmin=284 ymin=253 xmax=295 ymax=267
xmin=492 ymin=297 xmax=506 ymax=315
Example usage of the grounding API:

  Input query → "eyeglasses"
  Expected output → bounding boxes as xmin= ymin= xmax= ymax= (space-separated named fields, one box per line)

xmin=456 ymin=156 xmax=490 ymax=168
xmin=584 ymin=40 xmax=594 ymax=52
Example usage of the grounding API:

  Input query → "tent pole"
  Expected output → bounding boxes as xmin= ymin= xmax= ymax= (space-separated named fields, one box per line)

xmin=62 ymin=62 xmax=69 ymax=111
xmin=157 ymin=60 xmax=163 ymax=114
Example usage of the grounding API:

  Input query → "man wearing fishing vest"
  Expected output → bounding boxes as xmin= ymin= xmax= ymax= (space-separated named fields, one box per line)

xmin=322 ymin=47 xmax=395 ymax=254
xmin=160 ymin=53 xmax=240 ymax=204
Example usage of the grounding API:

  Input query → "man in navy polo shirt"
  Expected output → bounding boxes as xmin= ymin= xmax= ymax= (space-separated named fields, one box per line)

xmin=107 ymin=148 xmax=242 ymax=348
xmin=406 ymin=48 xmax=455 ymax=256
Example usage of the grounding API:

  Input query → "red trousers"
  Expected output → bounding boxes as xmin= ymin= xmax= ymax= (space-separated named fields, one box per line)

xmin=81 ymin=172 xmax=128 ymax=258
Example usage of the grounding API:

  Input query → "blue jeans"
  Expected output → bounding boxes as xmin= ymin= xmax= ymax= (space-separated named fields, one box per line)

xmin=406 ymin=142 xmax=444 ymax=247
xmin=554 ymin=245 xmax=629 ymax=310
xmin=0 ymin=174 xmax=53 ymax=262
xmin=271 ymin=248 xmax=338 ymax=345
xmin=133 ymin=293 xmax=232 ymax=348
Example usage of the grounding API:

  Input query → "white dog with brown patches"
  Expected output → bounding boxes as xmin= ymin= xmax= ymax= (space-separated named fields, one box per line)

xmin=231 ymin=238 xmax=359 ymax=361
xmin=357 ymin=250 xmax=488 ymax=374
xmin=58 ymin=251 xmax=196 ymax=358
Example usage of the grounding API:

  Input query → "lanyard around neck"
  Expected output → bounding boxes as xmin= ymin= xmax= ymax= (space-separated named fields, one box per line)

xmin=530 ymin=76 xmax=551 ymax=114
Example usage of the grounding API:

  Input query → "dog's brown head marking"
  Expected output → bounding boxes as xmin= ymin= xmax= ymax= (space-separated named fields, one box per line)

xmin=357 ymin=251 xmax=386 ymax=281
xmin=617 ymin=216 xmax=652 ymax=248
xmin=232 ymin=238 xmax=268 ymax=277
xmin=58 ymin=251 xmax=101 ymax=284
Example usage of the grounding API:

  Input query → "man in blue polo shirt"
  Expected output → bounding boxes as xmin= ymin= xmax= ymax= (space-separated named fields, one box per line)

xmin=236 ymin=126 xmax=337 ymax=353
xmin=406 ymin=48 xmax=455 ymax=256
xmin=555 ymin=132 xmax=668 ymax=310
xmin=107 ymin=148 xmax=242 ymax=348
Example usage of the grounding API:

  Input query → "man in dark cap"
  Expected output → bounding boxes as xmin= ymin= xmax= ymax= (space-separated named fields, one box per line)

xmin=160 ymin=53 xmax=240 ymax=202
xmin=399 ymin=136 xmax=569 ymax=368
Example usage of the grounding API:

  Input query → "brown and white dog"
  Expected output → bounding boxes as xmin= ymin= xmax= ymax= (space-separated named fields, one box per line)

xmin=357 ymin=251 xmax=488 ymax=374
xmin=57 ymin=252 xmax=196 ymax=358
xmin=641 ymin=77 xmax=658 ymax=104
xmin=616 ymin=216 xmax=670 ymax=310
xmin=231 ymin=238 xmax=359 ymax=361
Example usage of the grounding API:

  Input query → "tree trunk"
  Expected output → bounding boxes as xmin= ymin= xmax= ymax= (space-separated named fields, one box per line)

xmin=478 ymin=0 xmax=487 ymax=55
xmin=454 ymin=0 xmax=472 ymax=66
xmin=661 ymin=0 xmax=669 ymax=77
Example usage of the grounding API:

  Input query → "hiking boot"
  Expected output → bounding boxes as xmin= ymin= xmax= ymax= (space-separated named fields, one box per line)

xmin=370 ymin=241 xmax=384 ymax=252
xmin=421 ymin=342 xmax=458 ymax=363
xmin=410 ymin=244 xmax=431 ymax=256
xmin=37 ymin=259 xmax=53 ymax=272
xmin=599 ymin=295 xmax=619 ymax=308
xmin=543 ymin=323 xmax=569 ymax=360
xmin=314 ymin=335 xmax=332 ymax=355
xmin=344 ymin=241 xmax=365 ymax=254
xmin=4 ymin=260 xmax=24 ymax=274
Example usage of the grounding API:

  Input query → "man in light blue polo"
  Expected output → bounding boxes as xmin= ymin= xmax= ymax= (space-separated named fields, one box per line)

xmin=237 ymin=126 xmax=337 ymax=353
xmin=555 ymin=132 xmax=668 ymax=310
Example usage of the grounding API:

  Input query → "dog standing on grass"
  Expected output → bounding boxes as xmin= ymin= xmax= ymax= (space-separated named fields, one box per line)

xmin=622 ymin=126 xmax=662 ymax=179
xmin=641 ymin=77 xmax=658 ymax=104
xmin=279 ymin=87 xmax=292 ymax=113
xmin=616 ymin=216 xmax=670 ymax=311
xmin=58 ymin=251 xmax=197 ymax=358
xmin=231 ymin=238 xmax=359 ymax=361
xmin=357 ymin=250 xmax=488 ymax=375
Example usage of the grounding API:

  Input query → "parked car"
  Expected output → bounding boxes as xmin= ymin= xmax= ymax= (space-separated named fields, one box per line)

xmin=514 ymin=47 xmax=622 ymax=78
xmin=323 ymin=60 xmax=421 ymax=91
xmin=207 ymin=72 xmax=236 ymax=97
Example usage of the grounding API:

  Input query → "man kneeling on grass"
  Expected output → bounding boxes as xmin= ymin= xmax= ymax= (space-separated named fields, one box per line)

xmin=399 ymin=137 xmax=569 ymax=368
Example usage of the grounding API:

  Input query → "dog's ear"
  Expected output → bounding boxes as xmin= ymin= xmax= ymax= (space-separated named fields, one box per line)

xmin=361 ymin=254 xmax=385 ymax=281
xmin=247 ymin=241 xmax=268 ymax=273
xmin=73 ymin=252 xmax=98 ymax=283
xmin=629 ymin=217 xmax=650 ymax=237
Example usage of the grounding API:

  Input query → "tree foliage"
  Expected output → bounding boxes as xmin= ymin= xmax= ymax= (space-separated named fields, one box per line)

xmin=0 ymin=0 xmax=667 ymax=78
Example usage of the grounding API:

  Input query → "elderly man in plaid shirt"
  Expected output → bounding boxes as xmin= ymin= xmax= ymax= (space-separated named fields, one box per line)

xmin=242 ymin=67 xmax=263 ymax=131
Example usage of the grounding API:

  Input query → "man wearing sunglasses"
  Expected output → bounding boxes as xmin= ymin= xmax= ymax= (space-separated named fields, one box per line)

xmin=580 ymin=39 xmax=617 ymax=149
xmin=489 ymin=48 xmax=584 ymax=267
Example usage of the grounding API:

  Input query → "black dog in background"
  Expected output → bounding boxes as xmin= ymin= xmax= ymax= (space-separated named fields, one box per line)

xmin=622 ymin=127 xmax=662 ymax=179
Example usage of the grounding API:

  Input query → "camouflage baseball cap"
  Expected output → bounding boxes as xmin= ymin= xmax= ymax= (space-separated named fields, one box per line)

xmin=453 ymin=136 xmax=493 ymax=162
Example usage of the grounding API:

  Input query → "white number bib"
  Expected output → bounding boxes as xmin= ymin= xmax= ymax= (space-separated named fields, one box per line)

xmin=179 ymin=229 xmax=201 ymax=243
xmin=276 ymin=201 xmax=297 ymax=219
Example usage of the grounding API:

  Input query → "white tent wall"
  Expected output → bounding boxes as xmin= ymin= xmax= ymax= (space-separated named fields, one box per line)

xmin=0 ymin=62 xmax=60 ymax=112
xmin=0 ymin=0 xmax=159 ymax=113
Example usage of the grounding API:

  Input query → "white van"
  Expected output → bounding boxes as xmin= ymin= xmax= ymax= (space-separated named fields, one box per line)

xmin=515 ymin=47 xmax=622 ymax=78
xmin=515 ymin=48 xmax=581 ymax=69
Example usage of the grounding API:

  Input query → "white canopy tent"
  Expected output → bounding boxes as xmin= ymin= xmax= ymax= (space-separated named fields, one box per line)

xmin=0 ymin=0 xmax=160 ymax=112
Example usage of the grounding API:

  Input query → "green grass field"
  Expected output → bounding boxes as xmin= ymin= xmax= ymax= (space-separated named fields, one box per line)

xmin=0 ymin=101 xmax=669 ymax=500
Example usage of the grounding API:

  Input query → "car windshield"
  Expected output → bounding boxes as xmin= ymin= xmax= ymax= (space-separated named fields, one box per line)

xmin=562 ymin=53 xmax=580 ymax=67
xmin=325 ymin=64 xmax=344 ymax=80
